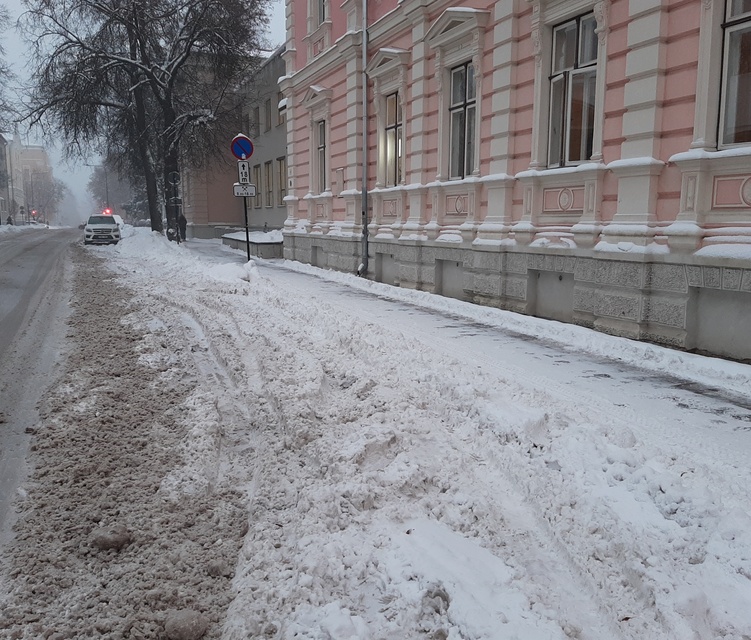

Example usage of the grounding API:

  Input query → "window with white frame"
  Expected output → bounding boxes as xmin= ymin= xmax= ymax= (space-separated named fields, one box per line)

xmin=548 ymin=13 xmax=598 ymax=167
xmin=720 ymin=0 xmax=751 ymax=145
xmin=449 ymin=63 xmax=477 ymax=179
xmin=366 ymin=47 xmax=409 ymax=188
xmin=264 ymin=161 xmax=273 ymax=207
xmin=317 ymin=0 xmax=326 ymax=26
xmin=316 ymin=120 xmax=327 ymax=193
xmin=277 ymin=157 xmax=287 ymax=202
xmin=302 ymin=85 xmax=332 ymax=194
xmin=385 ymin=93 xmax=403 ymax=187
xmin=253 ymin=164 xmax=262 ymax=208
xmin=425 ymin=8 xmax=489 ymax=182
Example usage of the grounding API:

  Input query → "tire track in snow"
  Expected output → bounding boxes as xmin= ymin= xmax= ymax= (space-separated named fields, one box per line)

xmin=253 ymin=264 xmax=751 ymax=640
xmin=148 ymin=273 xmax=631 ymax=639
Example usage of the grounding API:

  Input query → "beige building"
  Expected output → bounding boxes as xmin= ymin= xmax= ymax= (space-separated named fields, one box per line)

xmin=0 ymin=130 xmax=56 ymax=224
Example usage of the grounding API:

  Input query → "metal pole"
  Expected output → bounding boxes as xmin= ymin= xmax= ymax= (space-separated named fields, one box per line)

xmin=359 ymin=0 xmax=369 ymax=277
xmin=243 ymin=196 xmax=251 ymax=262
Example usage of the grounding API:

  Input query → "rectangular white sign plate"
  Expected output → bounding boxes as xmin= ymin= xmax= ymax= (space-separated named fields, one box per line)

xmin=233 ymin=183 xmax=257 ymax=197
xmin=237 ymin=160 xmax=250 ymax=184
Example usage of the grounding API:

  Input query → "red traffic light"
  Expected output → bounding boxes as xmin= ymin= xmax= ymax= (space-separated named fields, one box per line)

xmin=31 ymin=209 xmax=37 ymax=217
xmin=103 ymin=208 xmax=112 ymax=215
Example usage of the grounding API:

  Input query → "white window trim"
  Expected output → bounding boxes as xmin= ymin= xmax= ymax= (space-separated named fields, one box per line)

xmin=718 ymin=2 xmax=751 ymax=149
xmin=302 ymin=85 xmax=332 ymax=195
xmin=528 ymin=0 xmax=609 ymax=169
xmin=264 ymin=160 xmax=274 ymax=208
xmin=691 ymin=0 xmax=727 ymax=151
xmin=426 ymin=8 xmax=490 ymax=182
xmin=366 ymin=48 xmax=410 ymax=189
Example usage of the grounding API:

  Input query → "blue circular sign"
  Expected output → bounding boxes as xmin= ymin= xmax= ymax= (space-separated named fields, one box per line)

xmin=231 ymin=134 xmax=254 ymax=160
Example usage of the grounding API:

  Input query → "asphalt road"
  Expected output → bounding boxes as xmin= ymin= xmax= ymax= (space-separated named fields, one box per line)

xmin=0 ymin=227 xmax=78 ymax=545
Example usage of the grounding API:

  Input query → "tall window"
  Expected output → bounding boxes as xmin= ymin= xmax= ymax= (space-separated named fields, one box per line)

xmin=253 ymin=164 xmax=262 ymax=208
xmin=449 ymin=62 xmax=476 ymax=179
xmin=721 ymin=0 xmax=751 ymax=145
xmin=317 ymin=0 xmax=326 ymax=26
xmin=264 ymin=161 xmax=273 ymax=207
xmin=277 ymin=92 xmax=286 ymax=126
xmin=385 ymin=93 xmax=403 ymax=187
xmin=277 ymin=157 xmax=287 ymax=202
xmin=316 ymin=120 xmax=327 ymax=193
xmin=548 ymin=13 xmax=598 ymax=167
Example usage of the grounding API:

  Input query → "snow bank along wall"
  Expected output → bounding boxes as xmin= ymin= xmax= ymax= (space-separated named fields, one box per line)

xmin=279 ymin=0 xmax=751 ymax=361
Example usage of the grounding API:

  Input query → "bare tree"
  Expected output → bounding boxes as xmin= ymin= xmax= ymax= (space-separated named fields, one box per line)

xmin=24 ymin=171 xmax=66 ymax=223
xmin=86 ymin=162 xmax=133 ymax=216
xmin=0 ymin=4 xmax=16 ymax=132
xmin=21 ymin=0 xmax=270 ymax=236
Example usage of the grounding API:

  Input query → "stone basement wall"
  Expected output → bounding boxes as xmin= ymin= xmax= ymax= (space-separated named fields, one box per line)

xmin=283 ymin=234 xmax=751 ymax=362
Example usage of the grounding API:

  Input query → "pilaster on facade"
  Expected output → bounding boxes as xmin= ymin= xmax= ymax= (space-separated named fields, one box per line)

xmin=400 ymin=12 xmax=431 ymax=237
xmin=602 ymin=0 xmax=665 ymax=244
xmin=426 ymin=178 xmax=483 ymax=244
xmin=602 ymin=157 xmax=665 ymax=246
xmin=342 ymin=44 xmax=365 ymax=236
xmin=339 ymin=0 xmax=362 ymax=32
xmin=400 ymin=185 xmax=429 ymax=240
xmin=282 ymin=0 xmax=297 ymax=75
xmin=619 ymin=0 xmax=665 ymax=160
xmin=475 ymin=174 xmax=515 ymax=244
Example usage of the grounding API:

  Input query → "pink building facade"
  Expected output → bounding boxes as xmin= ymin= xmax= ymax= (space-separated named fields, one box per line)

xmin=280 ymin=0 xmax=751 ymax=360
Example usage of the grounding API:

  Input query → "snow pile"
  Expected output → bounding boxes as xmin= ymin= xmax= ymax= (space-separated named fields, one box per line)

xmin=2 ymin=228 xmax=750 ymax=639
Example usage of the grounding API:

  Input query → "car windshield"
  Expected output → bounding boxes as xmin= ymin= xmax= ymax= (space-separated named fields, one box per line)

xmin=88 ymin=216 xmax=114 ymax=225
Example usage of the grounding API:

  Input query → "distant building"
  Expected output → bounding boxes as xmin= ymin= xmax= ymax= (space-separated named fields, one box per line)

xmin=183 ymin=47 xmax=288 ymax=239
xmin=280 ymin=0 xmax=751 ymax=361
xmin=0 ymin=130 xmax=54 ymax=224
xmin=242 ymin=46 xmax=288 ymax=231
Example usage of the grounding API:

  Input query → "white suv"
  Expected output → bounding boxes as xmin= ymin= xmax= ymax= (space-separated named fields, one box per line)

xmin=84 ymin=214 xmax=121 ymax=245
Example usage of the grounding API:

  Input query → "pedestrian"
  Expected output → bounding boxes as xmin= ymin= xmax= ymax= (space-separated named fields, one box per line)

xmin=6 ymin=214 xmax=12 ymax=225
xmin=178 ymin=212 xmax=187 ymax=241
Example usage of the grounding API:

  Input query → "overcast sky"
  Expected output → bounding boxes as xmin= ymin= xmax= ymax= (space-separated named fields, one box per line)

xmin=1 ymin=0 xmax=286 ymax=218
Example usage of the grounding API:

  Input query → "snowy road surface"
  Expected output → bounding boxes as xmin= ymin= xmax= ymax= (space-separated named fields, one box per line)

xmin=0 ymin=227 xmax=77 ymax=548
xmin=1 ymin=226 xmax=750 ymax=639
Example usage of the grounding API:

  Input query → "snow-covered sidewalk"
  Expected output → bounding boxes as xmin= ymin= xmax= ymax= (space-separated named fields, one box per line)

xmin=3 ymin=227 xmax=751 ymax=639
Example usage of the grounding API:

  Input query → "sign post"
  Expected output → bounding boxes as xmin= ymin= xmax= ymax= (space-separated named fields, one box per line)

xmin=230 ymin=134 xmax=255 ymax=261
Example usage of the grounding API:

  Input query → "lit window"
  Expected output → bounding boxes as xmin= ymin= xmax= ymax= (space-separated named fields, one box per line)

xmin=721 ymin=0 xmax=751 ymax=145
xmin=448 ymin=62 xmax=476 ymax=179
xmin=548 ymin=13 xmax=598 ymax=167
xmin=385 ymin=93 xmax=403 ymax=187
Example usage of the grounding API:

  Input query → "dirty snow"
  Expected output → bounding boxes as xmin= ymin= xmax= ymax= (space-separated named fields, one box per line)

xmin=1 ymin=226 xmax=750 ymax=639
